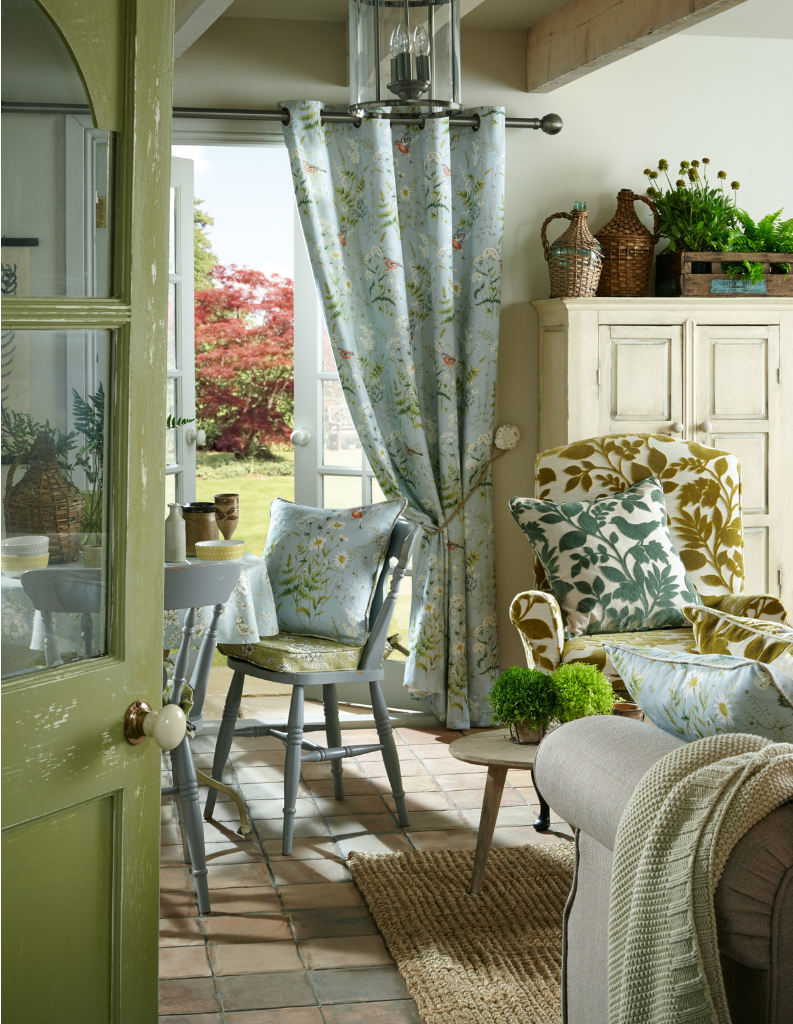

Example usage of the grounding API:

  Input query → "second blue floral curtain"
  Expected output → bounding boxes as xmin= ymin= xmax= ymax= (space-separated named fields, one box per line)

xmin=282 ymin=101 xmax=505 ymax=728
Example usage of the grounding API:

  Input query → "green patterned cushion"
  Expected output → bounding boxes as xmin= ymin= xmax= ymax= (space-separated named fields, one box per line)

xmin=264 ymin=497 xmax=406 ymax=645
xmin=510 ymin=476 xmax=701 ymax=639
xmin=684 ymin=605 xmax=793 ymax=690
xmin=219 ymin=633 xmax=365 ymax=674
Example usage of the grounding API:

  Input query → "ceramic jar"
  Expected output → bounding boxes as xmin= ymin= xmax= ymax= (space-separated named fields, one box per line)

xmin=165 ymin=503 xmax=187 ymax=562
xmin=182 ymin=503 xmax=218 ymax=557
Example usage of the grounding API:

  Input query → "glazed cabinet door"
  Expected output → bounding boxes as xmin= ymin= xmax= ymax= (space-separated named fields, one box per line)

xmin=598 ymin=325 xmax=684 ymax=438
xmin=694 ymin=325 xmax=784 ymax=600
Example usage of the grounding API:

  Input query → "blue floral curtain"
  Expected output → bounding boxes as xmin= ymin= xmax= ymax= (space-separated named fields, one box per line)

xmin=281 ymin=101 xmax=505 ymax=728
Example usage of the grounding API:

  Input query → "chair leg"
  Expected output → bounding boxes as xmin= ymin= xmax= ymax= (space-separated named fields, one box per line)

xmin=173 ymin=737 xmax=210 ymax=914
xmin=322 ymin=683 xmax=344 ymax=802
xmin=369 ymin=679 xmax=409 ymax=827
xmin=204 ymin=669 xmax=245 ymax=819
xmin=282 ymin=685 xmax=305 ymax=856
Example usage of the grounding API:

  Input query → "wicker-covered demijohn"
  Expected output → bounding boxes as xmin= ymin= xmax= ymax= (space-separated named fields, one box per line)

xmin=596 ymin=189 xmax=659 ymax=297
xmin=4 ymin=432 xmax=85 ymax=563
xmin=541 ymin=202 xmax=603 ymax=298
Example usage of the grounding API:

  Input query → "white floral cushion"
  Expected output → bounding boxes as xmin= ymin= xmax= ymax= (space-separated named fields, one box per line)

xmin=604 ymin=642 xmax=793 ymax=743
xmin=510 ymin=476 xmax=701 ymax=639
xmin=264 ymin=497 xmax=406 ymax=645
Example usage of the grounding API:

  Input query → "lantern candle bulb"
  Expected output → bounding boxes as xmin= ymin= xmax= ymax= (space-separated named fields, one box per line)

xmin=390 ymin=24 xmax=410 ymax=84
xmin=413 ymin=24 xmax=430 ymax=83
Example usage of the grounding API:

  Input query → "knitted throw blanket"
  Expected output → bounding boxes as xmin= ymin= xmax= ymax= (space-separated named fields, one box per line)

xmin=608 ymin=733 xmax=793 ymax=1024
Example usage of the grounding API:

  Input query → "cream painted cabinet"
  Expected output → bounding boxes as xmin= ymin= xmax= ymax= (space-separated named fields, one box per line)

xmin=534 ymin=299 xmax=793 ymax=605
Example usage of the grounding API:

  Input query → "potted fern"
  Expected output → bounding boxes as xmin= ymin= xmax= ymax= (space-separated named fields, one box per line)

xmin=722 ymin=209 xmax=793 ymax=285
xmin=488 ymin=667 xmax=556 ymax=744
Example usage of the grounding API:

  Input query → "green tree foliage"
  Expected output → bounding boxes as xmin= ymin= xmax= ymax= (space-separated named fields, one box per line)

xmin=194 ymin=199 xmax=218 ymax=291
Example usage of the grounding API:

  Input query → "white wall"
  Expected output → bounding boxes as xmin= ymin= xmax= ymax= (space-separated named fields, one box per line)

xmin=174 ymin=20 xmax=793 ymax=670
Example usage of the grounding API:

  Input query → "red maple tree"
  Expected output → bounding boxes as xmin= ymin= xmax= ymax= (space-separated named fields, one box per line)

xmin=194 ymin=265 xmax=294 ymax=457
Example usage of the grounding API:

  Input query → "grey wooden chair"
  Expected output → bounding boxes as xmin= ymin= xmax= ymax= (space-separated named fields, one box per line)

xmin=21 ymin=567 xmax=103 ymax=667
xmin=162 ymin=561 xmax=241 ymax=914
xmin=205 ymin=518 xmax=420 ymax=855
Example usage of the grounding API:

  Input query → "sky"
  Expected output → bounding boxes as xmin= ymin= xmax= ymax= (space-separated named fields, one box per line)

xmin=172 ymin=144 xmax=295 ymax=280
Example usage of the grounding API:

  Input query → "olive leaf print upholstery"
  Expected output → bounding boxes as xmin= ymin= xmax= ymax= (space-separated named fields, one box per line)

xmin=604 ymin=642 xmax=793 ymax=743
xmin=702 ymin=592 xmax=789 ymax=622
xmin=510 ymin=477 xmax=700 ymax=638
xmin=281 ymin=101 xmax=505 ymax=727
xmin=264 ymin=497 xmax=406 ymax=645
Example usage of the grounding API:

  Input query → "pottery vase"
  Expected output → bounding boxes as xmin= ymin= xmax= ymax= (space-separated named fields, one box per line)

xmin=165 ymin=503 xmax=187 ymax=562
xmin=182 ymin=504 xmax=218 ymax=557
xmin=214 ymin=493 xmax=240 ymax=540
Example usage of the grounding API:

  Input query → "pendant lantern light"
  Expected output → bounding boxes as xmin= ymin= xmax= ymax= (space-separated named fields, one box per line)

xmin=349 ymin=0 xmax=462 ymax=118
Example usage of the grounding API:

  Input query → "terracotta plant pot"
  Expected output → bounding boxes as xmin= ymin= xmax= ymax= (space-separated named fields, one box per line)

xmin=612 ymin=701 xmax=643 ymax=720
xmin=509 ymin=720 xmax=546 ymax=745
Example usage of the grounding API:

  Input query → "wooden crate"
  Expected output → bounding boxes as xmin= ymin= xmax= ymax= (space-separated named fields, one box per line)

xmin=655 ymin=250 xmax=793 ymax=297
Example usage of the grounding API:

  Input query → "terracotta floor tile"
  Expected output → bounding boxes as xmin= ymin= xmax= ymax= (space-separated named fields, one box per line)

xmin=159 ymin=1014 xmax=222 ymax=1024
xmin=158 ymin=977 xmax=220 ymax=1014
xmin=324 ymin=814 xmax=402 ymax=837
xmin=243 ymin=783 xmax=308 ymax=802
xmin=161 ymin=844 xmax=188 ymax=866
xmin=262 ymin=837 xmax=342 ymax=862
xmin=204 ymin=843 xmax=265 ymax=865
xmin=407 ymin=743 xmax=461 ymax=760
xmin=207 ymin=863 xmax=273 ymax=889
xmin=208 ymin=887 xmax=282 ymax=915
xmin=322 ymin=1000 xmax=422 ymax=1023
xmin=161 ymin=822 xmax=182 ymax=845
xmin=277 ymin=882 xmax=364 ymax=910
xmin=513 ymin=786 xmax=539 ymax=803
xmin=189 ymin=736 xmax=219 ymax=753
xmin=340 ymin=729 xmax=400 ymax=744
xmin=225 ymin=1010 xmax=324 ymax=1024
xmin=231 ymin=735 xmax=286 ymax=751
xmin=230 ymin=750 xmax=287 ymax=767
xmin=310 ymin=966 xmax=409 ymax=1004
xmin=192 ymin=755 xmax=235 ymax=776
xmin=160 ymin=866 xmax=192 ymax=891
xmin=216 ymin=971 xmax=316 ymax=1011
xmin=306 ymin=778 xmax=376 ymax=797
xmin=412 ymin=757 xmax=482 ymax=775
xmin=491 ymin=826 xmax=563 ymax=848
xmin=297 ymin=934 xmax=392 ymax=970
xmin=506 ymin=769 xmax=537 ymax=786
xmin=161 ymin=802 xmax=178 ymax=822
xmin=202 ymin=821 xmax=252 ymax=845
xmin=353 ymin=746 xmax=415 ymax=762
xmin=160 ymin=891 xmax=198 ymax=919
xmin=301 ymin=762 xmax=368 ymax=781
xmin=246 ymin=799 xmax=318 ymax=820
xmin=238 ymin=767 xmax=286 ymax=784
xmin=206 ymin=800 xmax=252 ymax=822
xmin=363 ymin=759 xmax=428 ymax=779
xmin=403 ymin=810 xmax=468 ymax=831
xmin=408 ymin=829 xmax=479 ymax=852
xmin=209 ymin=940 xmax=302 ymax=975
xmin=253 ymin=817 xmax=331 ymax=841
xmin=462 ymin=805 xmax=537 ymax=829
xmin=160 ymin=917 xmax=205 ymax=946
xmin=159 ymin=944 xmax=212 ymax=980
xmin=288 ymin=907 xmax=377 ymax=941
xmin=315 ymin=795 xmax=388 ymax=816
xmin=203 ymin=914 xmax=292 ymax=944
xmin=395 ymin=727 xmax=461 ymax=744
xmin=268 ymin=859 xmax=350 ymax=886
xmin=336 ymin=833 xmax=414 ymax=857
xmin=372 ymin=774 xmax=440 ymax=794
xmin=432 ymin=772 xmax=488 ymax=791
xmin=382 ymin=791 xmax=453 ymax=813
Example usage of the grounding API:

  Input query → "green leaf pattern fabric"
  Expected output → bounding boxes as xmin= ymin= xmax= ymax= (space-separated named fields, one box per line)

xmin=684 ymin=605 xmax=793 ymax=692
xmin=281 ymin=101 xmax=505 ymax=727
xmin=510 ymin=477 xmax=700 ymax=639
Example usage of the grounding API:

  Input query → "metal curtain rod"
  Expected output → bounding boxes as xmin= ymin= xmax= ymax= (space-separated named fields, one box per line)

xmin=2 ymin=101 xmax=563 ymax=134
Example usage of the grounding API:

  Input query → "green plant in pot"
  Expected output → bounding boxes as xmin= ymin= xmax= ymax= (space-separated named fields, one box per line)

xmin=72 ymin=383 xmax=105 ymax=558
xmin=643 ymin=157 xmax=739 ymax=253
xmin=488 ymin=667 xmax=556 ymax=744
xmin=551 ymin=663 xmax=615 ymax=722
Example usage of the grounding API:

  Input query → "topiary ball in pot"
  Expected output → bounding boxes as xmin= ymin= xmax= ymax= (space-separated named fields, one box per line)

xmin=551 ymin=663 xmax=614 ymax=723
xmin=488 ymin=666 xmax=556 ymax=744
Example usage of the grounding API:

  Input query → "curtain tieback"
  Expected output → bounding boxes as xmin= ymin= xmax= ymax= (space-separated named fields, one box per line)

xmin=425 ymin=448 xmax=508 ymax=538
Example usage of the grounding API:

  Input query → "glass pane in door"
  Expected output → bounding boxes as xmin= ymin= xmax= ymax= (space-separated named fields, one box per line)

xmin=323 ymin=379 xmax=361 ymax=468
xmin=167 ymin=283 xmax=177 ymax=369
xmin=323 ymin=475 xmax=363 ymax=509
xmin=1 ymin=330 xmax=110 ymax=680
xmin=166 ymin=379 xmax=177 ymax=466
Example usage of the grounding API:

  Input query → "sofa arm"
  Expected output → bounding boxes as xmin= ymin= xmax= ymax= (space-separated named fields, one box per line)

xmin=509 ymin=590 xmax=564 ymax=673
xmin=705 ymin=593 xmax=789 ymax=624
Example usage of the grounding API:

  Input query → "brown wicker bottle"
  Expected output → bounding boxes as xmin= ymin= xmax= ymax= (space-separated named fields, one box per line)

xmin=4 ymin=432 xmax=85 ymax=563
xmin=542 ymin=201 xmax=603 ymax=298
xmin=595 ymin=189 xmax=660 ymax=297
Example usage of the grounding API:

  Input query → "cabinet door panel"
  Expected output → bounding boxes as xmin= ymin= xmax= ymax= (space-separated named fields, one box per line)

xmin=696 ymin=326 xmax=781 ymax=600
xmin=599 ymin=326 xmax=683 ymax=436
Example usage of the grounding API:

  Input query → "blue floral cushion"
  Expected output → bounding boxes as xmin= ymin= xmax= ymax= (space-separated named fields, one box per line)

xmin=264 ymin=497 xmax=407 ymax=645
xmin=604 ymin=642 xmax=793 ymax=743
xmin=510 ymin=476 xmax=701 ymax=639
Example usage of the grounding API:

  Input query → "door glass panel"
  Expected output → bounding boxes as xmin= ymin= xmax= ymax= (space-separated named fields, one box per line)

xmin=1 ymin=0 xmax=113 ymax=297
xmin=322 ymin=475 xmax=362 ymax=509
xmin=1 ymin=329 xmax=110 ymax=680
xmin=164 ymin=473 xmax=177 ymax=515
xmin=169 ymin=187 xmax=176 ymax=274
xmin=323 ymin=379 xmax=361 ymax=468
xmin=166 ymin=380 xmax=177 ymax=466
xmin=167 ymin=283 xmax=177 ymax=369
xmin=371 ymin=477 xmax=385 ymax=504
xmin=322 ymin=320 xmax=336 ymax=371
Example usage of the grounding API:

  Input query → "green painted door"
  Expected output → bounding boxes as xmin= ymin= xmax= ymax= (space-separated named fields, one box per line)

xmin=1 ymin=1 xmax=174 ymax=1020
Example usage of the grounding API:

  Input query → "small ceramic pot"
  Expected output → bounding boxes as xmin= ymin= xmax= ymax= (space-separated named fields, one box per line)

xmin=195 ymin=539 xmax=245 ymax=562
xmin=509 ymin=720 xmax=546 ymax=745
xmin=612 ymin=701 xmax=643 ymax=721
xmin=214 ymin=493 xmax=240 ymax=540
xmin=182 ymin=506 xmax=218 ymax=556
xmin=1 ymin=534 xmax=49 ymax=576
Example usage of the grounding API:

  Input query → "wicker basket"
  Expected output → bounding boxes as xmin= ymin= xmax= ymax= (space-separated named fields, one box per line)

xmin=542 ymin=204 xmax=603 ymax=298
xmin=595 ymin=189 xmax=659 ymax=297
xmin=4 ymin=432 xmax=85 ymax=563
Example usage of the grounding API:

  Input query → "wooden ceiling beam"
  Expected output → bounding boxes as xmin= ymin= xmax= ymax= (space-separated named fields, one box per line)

xmin=174 ymin=0 xmax=237 ymax=59
xmin=527 ymin=0 xmax=749 ymax=92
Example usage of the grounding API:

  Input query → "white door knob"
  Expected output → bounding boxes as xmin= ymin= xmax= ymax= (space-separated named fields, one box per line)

xmin=702 ymin=420 xmax=713 ymax=433
xmin=185 ymin=427 xmax=206 ymax=447
xmin=124 ymin=700 xmax=187 ymax=750
xmin=291 ymin=428 xmax=311 ymax=446
xmin=672 ymin=421 xmax=684 ymax=433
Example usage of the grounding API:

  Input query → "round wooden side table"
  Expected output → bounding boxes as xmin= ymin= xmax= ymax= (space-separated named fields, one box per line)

xmin=449 ymin=728 xmax=551 ymax=895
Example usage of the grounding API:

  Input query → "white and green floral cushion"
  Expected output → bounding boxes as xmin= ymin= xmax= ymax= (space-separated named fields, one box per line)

xmin=604 ymin=642 xmax=793 ymax=743
xmin=683 ymin=605 xmax=793 ymax=689
xmin=219 ymin=633 xmax=366 ymax=674
xmin=264 ymin=497 xmax=406 ymax=645
xmin=703 ymin=593 xmax=789 ymax=623
xmin=535 ymin=434 xmax=743 ymax=599
xmin=510 ymin=476 xmax=701 ymax=639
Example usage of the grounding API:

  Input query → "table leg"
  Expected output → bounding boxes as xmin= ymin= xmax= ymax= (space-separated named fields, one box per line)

xmin=470 ymin=764 xmax=508 ymax=895
xmin=531 ymin=768 xmax=551 ymax=831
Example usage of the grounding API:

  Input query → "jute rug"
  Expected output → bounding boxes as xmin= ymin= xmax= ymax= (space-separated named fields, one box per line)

xmin=348 ymin=843 xmax=574 ymax=1024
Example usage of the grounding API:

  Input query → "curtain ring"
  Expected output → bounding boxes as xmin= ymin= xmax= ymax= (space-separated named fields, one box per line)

xmin=419 ymin=118 xmax=426 ymax=130
xmin=281 ymin=107 xmax=291 ymax=127
xmin=319 ymin=108 xmax=325 ymax=125
xmin=471 ymin=112 xmax=481 ymax=132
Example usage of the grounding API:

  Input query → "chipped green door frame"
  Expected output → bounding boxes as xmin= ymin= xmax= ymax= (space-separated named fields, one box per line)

xmin=1 ymin=1 xmax=174 ymax=1021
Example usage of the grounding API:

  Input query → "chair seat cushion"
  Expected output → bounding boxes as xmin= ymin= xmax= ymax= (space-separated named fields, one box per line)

xmin=562 ymin=626 xmax=698 ymax=687
xmin=219 ymin=633 xmax=365 ymax=674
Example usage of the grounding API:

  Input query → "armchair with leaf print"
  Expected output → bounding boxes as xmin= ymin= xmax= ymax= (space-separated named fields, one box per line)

xmin=509 ymin=434 xmax=788 ymax=692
